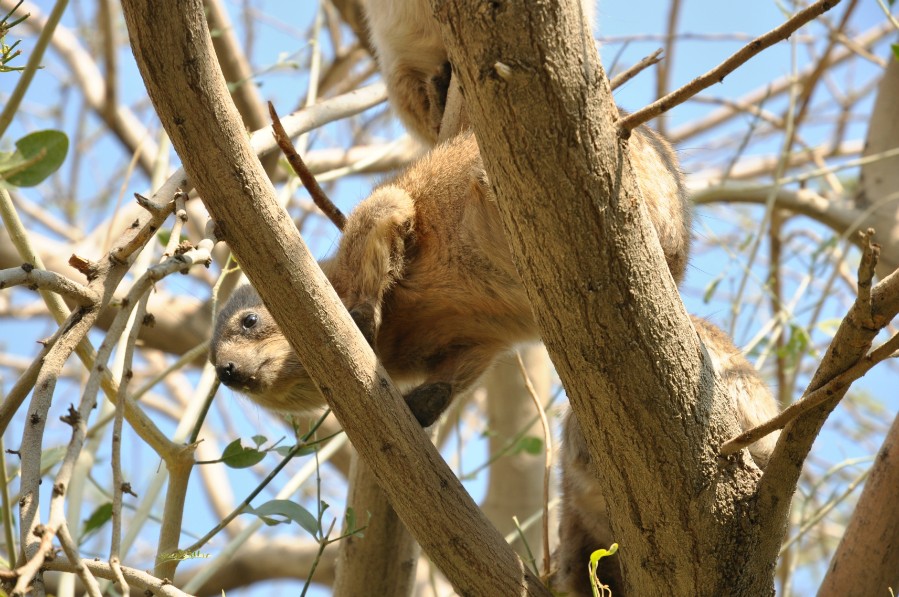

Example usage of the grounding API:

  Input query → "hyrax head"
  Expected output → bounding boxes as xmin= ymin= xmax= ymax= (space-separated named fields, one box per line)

xmin=209 ymin=284 xmax=325 ymax=413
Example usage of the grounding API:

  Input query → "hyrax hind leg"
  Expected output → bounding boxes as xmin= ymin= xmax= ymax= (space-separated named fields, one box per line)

xmin=331 ymin=185 xmax=415 ymax=345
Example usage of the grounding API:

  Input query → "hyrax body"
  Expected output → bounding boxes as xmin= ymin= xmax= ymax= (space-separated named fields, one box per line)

xmin=556 ymin=317 xmax=780 ymax=596
xmin=211 ymin=124 xmax=690 ymax=425
xmin=364 ymin=0 xmax=597 ymax=143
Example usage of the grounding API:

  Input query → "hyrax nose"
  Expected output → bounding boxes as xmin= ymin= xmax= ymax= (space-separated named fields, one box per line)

xmin=216 ymin=362 xmax=239 ymax=386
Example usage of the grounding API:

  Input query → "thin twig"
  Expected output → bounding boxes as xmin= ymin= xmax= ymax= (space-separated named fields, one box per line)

xmin=42 ymin=557 xmax=194 ymax=597
xmin=721 ymin=332 xmax=899 ymax=456
xmin=609 ymin=48 xmax=663 ymax=91
xmin=617 ymin=0 xmax=842 ymax=135
xmin=11 ymin=525 xmax=55 ymax=596
xmin=655 ymin=0 xmax=682 ymax=135
xmin=721 ymin=232 xmax=893 ymax=456
xmin=0 ymin=266 xmax=98 ymax=305
xmin=515 ymin=352 xmax=552 ymax=579
xmin=268 ymin=101 xmax=346 ymax=230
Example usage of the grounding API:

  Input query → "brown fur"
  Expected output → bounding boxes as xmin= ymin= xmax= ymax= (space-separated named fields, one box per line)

xmin=364 ymin=0 xmax=596 ymax=144
xmin=210 ymin=125 xmax=690 ymax=424
xmin=555 ymin=316 xmax=780 ymax=597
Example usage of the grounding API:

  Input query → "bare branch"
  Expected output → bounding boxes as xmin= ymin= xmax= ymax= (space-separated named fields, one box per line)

xmin=0 ymin=265 xmax=98 ymax=306
xmin=43 ymin=557 xmax=194 ymax=597
xmin=609 ymin=48 xmax=663 ymax=91
xmin=668 ymin=20 xmax=892 ymax=143
xmin=618 ymin=0 xmax=842 ymax=135
xmin=721 ymin=332 xmax=899 ymax=456
xmin=269 ymin=102 xmax=347 ymax=230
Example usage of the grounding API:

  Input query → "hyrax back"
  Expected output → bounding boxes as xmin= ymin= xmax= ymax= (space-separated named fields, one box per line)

xmin=555 ymin=316 xmax=780 ymax=597
xmin=364 ymin=0 xmax=597 ymax=143
xmin=211 ymin=125 xmax=690 ymax=425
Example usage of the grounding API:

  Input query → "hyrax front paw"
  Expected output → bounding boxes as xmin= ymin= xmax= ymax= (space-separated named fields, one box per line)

xmin=404 ymin=382 xmax=453 ymax=427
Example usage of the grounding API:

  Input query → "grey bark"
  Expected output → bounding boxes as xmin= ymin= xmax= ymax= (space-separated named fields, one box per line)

xmin=119 ymin=1 xmax=549 ymax=594
xmin=434 ymin=0 xmax=784 ymax=593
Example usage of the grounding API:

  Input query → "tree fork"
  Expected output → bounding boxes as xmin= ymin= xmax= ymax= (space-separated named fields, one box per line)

xmin=434 ymin=0 xmax=784 ymax=593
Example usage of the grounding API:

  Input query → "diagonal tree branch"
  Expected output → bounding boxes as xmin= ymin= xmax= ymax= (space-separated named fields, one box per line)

xmin=119 ymin=1 xmax=550 ymax=594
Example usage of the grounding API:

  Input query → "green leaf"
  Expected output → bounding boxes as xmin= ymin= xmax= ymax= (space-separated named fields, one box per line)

xmin=274 ymin=443 xmax=315 ymax=458
xmin=703 ymin=273 xmax=723 ymax=304
xmin=515 ymin=436 xmax=544 ymax=456
xmin=892 ymin=43 xmax=899 ymax=61
xmin=81 ymin=502 xmax=113 ymax=540
xmin=589 ymin=543 xmax=618 ymax=567
xmin=221 ymin=438 xmax=265 ymax=469
xmin=245 ymin=499 xmax=320 ymax=537
xmin=345 ymin=507 xmax=357 ymax=534
xmin=1 ymin=130 xmax=68 ymax=187
xmin=251 ymin=435 xmax=268 ymax=447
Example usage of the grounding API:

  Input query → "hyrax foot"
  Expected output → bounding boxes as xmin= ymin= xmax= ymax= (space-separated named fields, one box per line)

xmin=404 ymin=382 xmax=453 ymax=427
xmin=349 ymin=303 xmax=377 ymax=346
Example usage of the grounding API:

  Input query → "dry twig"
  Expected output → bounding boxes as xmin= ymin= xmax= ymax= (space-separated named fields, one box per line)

xmin=268 ymin=101 xmax=347 ymax=230
xmin=618 ymin=0 xmax=842 ymax=135
xmin=721 ymin=230 xmax=891 ymax=456
xmin=609 ymin=48 xmax=663 ymax=91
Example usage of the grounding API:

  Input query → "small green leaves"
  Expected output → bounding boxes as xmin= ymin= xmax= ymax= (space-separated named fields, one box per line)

xmin=80 ymin=502 xmax=113 ymax=542
xmin=220 ymin=438 xmax=266 ymax=469
xmin=0 ymin=130 xmax=69 ymax=187
xmin=244 ymin=499 xmax=320 ymax=537
xmin=514 ymin=436 xmax=544 ymax=456
xmin=158 ymin=549 xmax=210 ymax=563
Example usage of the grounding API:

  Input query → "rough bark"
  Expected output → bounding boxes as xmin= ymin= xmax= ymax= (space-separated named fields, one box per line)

xmin=818 ymin=411 xmax=899 ymax=596
xmin=435 ymin=0 xmax=780 ymax=593
xmin=332 ymin=455 xmax=419 ymax=596
xmin=119 ymin=1 xmax=549 ymax=594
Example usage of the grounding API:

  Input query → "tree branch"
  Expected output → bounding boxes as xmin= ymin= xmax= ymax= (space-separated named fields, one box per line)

xmin=119 ymin=1 xmax=549 ymax=594
xmin=617 ymin=0 xmax=842 ymax=135
xmin=436 ymin=0 xmax=781 ymax=592
xmin=757 ymin=230 xmax=899 ymax=555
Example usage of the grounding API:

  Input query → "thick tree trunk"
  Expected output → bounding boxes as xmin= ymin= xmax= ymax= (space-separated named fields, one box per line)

xmin=434 ymin=0 xmax=782 ymax=593
xmin=119 ymin=1 xmax=549 ymax=594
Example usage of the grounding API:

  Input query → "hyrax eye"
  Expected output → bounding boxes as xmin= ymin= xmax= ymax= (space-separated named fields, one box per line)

xmin=241 ymin=313 xmax=259 ymax=330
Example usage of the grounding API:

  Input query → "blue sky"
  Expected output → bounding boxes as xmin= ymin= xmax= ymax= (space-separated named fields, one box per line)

xmin=2 ymin=1 xmax=896 ymax=595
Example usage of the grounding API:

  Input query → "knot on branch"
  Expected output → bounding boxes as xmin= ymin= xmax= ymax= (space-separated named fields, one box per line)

xmin=68 ymin=254 xmax=100 ymax=280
